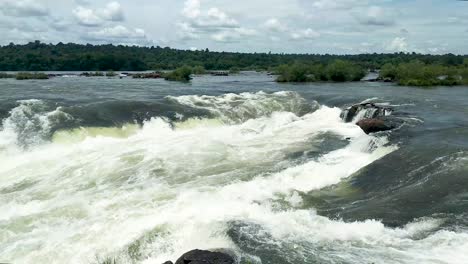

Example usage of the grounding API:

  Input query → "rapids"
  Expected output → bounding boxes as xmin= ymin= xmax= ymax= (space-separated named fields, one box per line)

xmin=1 ymin=74 xmax=467 ymax=264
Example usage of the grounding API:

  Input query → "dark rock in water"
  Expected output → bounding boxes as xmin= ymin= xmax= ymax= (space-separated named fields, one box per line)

xmin=174 ymin=249 xmax=234 ymax=264
xmin=131 ymin=72 xmax=162 ymax=79
xmin=356 ymin=118 xmax=396 ymax=134
xmin=210 ymin=71 xmax=229 ymax=76
xmin=162 ymin=261 xmax=174 ymax=264
xmin=341 ymin=102 xmax=392 ymax=123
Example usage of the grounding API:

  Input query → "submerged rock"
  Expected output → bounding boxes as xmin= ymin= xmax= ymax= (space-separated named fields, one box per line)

xmin=341 ymin=102 xmax=392 ymax=123
xmin=356 ymin=118 xmax=396 ymax=134
xmin=166 ymin=249 xmax=235 ymax=264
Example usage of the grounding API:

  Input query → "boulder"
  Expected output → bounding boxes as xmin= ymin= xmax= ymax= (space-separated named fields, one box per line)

xmin=173 ymin=249 xmax=234 ymax=264
xmin=341 ymin=103 xmax=392 ymax=123
xmin=356 ymin=118 xmax=396 ymax=134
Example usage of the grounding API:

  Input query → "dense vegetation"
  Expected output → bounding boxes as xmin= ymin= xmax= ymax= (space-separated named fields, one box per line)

xmin=1 ymin=41 xmax=467 ymax=72
xmin=275 ymin=60 xmax=366 ymax=82
xmin=163 ymin=66 xmax=193 ymax=81
xmin=379 ymin=60 xmax=468 ymax=86
xmin=1 ymin=41 xmax=468 ymax=85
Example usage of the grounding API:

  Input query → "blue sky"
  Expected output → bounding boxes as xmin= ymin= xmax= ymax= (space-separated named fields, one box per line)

xmin=0 ymin=0 xmax=467 ymax=54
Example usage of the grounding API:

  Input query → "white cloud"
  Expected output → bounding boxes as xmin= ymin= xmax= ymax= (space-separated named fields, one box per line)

xmin=178 ymin=0 xmax=252 ymax=43
xmin=73 ymin=6 xmax=103 ymax=26
xmin=386 ymin=37 xmax=408 ymax=52
xmin=400 ymin=28 xmax=409 ymax=34
xmin=99 ymin=2 xmax=125 ymax=22
xmin=0 ymin=18 xmax=46 ymax=33
xmin=74 ymin=0 xmax=90 ymax=5
xmin=263 ymin=18 xmax=287 ymax=32
xmin=211 ymin=28 xmax=256 ymax=42
xmin=181 ymin=0 xmax=239 ymax=31
xmin=83 ymin=25 xmax=155 ymax=46
xmin=176 ymin=22 xmax=199 ymax=40
xmin=1 ymin=0 xmax=49 ymax=17
xmin=291 ymin=28 xmax=320 ymax=40
xmin=50 ymin=18 xmax=70 ymax=32
xmin=88 ymin=25 xmax=145 ymax=39
xmin=182 ymin=0 xmax=201 ymax=19
xmin=201 ymin=7 xmax=238 ymax=28
xmin=357 ymin=6 xmax=395 ymax=26
xmin=0 ymin=0 xmax=465 ymax=54
xmin=73 ymin=1 xmax=125 ymax=27
xmin=310 ymin=0 xmax=364 ymax=10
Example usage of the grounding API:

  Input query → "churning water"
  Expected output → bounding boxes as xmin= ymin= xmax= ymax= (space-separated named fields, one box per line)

xmin=1 ymin=74 xmax=468 ymax=264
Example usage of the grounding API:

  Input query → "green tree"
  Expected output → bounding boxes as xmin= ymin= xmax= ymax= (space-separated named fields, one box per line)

xmin=164 ymin=66 xmax=193 ymax=81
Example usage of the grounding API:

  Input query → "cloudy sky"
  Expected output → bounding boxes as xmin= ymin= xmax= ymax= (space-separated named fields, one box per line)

xmin=0 ymin=0 xmax=467 ymax=54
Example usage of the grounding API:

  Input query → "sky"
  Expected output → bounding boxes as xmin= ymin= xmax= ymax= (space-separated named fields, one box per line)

xmin=0 ymin=0 xmax=467 ymax=54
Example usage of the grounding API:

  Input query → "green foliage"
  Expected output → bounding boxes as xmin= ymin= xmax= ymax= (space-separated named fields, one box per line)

xmin=229 ymin=66 xmax=240 ymax=74
xmin=15 ymin=72 xmax=49 ymax=80
xmin=106 ymin=70 xmax=117 ymax=77
xmin=132 ymin=72 xmax=162 ymax=79
xmin=276 ymin=63 xmax=312 ymax=82
xmin=1 ymin=41 xmax=467 ymax=72
xmin=192 ymin=65 xmax=206 ymax=74
xmin=325 ymin=60 xmax=366 ymax=81
xmin=1 ymin=41 xmax=468 ymax=87
xmin=379 ymin=63 xmax=398 ymax=80
xmin=82 ymin=71 xmax=105 ymax=77
xmin=460 ymin=68 xmax=468 ymax=85
xmin=275 ymin=60 xmax=365 ymax=83
xmin=379 ymin=60 xmax=468 ymax=86
xmin=0 ymin=72 xmax=14 ymax=78
xmin=163 ymin=66 xmax=192 ymax=81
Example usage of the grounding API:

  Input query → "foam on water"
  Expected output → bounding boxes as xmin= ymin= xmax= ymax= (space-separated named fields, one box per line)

xmin=0 ymin=92 xmax=466 ymax=264
xmin=0 ymin=99 xmax=73 ymax=151
xmin=52 ymin=125 xmax=140 ymax=144
xmin=166 ymin=91 xmax=317 ymax=123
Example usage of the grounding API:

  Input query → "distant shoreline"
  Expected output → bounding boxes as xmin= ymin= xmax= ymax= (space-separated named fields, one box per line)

xmin=1 ymin=41 xmax=467 ymax=86
xmin=1 ymin=41 xmax=467 ymax=72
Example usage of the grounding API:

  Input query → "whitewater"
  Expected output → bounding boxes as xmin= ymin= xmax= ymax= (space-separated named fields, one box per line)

xmin=1 ymin=76 xmax=468 ymax=264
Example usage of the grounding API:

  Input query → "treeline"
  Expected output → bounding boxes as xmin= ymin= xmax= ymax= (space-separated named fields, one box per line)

xmin=0 ymin=72 xmax=49 ymax=80
xmin=1 ymin=41 xmax=467 ymax=71
xmin=275 ymin=60 xmax=366 ymax=82
xmin=380 ymin=61 xmax=468 ymax=86
xmin=273 ymin=59 xmax=468 ymax=85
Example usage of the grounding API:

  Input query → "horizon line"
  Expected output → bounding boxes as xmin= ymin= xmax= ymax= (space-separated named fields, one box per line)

xmin=2 ymin=41 xmax=468 ymax=57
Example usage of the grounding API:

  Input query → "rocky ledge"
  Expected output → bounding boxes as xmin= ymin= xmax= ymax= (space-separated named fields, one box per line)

xmin=356 ymin=118 xmax=396 ymax=134
xmin=341 ymin=102 xmax=401 ymax=134
xmin=163 ymin=249 xmax=235 ymax=264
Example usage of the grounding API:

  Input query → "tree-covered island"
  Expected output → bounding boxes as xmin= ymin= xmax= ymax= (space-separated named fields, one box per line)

xmin=1 ymin=41 xmax=467 ymax=86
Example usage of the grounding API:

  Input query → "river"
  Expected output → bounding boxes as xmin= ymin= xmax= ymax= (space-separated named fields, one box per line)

xmin=1 ymin=73 xmax=467 ymax=264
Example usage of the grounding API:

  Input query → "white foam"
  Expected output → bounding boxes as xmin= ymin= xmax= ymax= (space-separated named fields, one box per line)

xmin=0 ymin=99 xmax=73 ymax=152
xmin=0 ymin=92 xmax=465 ymax=264
xmin=167 ymin=91 xmax=316 ymax=123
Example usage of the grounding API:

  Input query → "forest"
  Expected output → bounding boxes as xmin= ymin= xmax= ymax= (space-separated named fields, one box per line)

xmin=0 ymin=41 xmax=467 ymax=71
xmin=1 ymin=41 xmax=468 ymax=85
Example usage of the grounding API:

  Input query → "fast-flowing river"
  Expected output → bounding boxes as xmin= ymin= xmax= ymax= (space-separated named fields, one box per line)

xmin=1 ymin=73 xmax=468 ymax=264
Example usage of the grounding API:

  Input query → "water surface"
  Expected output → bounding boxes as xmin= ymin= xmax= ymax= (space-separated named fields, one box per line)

xmin=1 ymin=73 xmax=467 ymax=264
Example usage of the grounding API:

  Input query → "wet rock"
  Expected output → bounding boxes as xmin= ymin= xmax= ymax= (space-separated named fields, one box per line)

xmin=162 ymin=261 xmax=174 ymax=264
xmin=356 ymin=118 xmax=396 ymax=134
xmin=341 ymin=103 xmax=392 ymax=123
xmin=131 ymin=72 xmax=162 ymax=79
xmin=174 ymin=249 xmax=235 ymax=264
xmin=210 ymin=71 xmax=229 ymax=76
